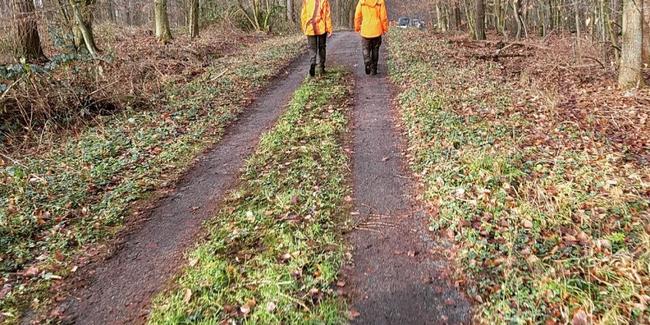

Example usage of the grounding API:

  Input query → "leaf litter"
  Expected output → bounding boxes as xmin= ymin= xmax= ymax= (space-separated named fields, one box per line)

xmin=0 ymin=32 xmax=306 ymax=323
xmin=389 ymin=29 xmax=649 ymax=323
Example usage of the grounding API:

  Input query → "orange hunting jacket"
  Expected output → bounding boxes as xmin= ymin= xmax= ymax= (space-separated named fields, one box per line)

xmin=354 ymin=0 xmax=389 ymax=38
xmin=301 ymin=0 xmax=333 ymax=36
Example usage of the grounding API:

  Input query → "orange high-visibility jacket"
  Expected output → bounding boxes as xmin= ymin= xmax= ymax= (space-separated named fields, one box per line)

xmin=301 ymin=0 xmax=333 ymax=36
xmin=354 ymin=0 xmax=389 ymax=38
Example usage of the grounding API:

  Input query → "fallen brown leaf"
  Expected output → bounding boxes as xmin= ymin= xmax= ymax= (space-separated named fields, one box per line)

xmin=571 ymin=309 xmax=589 ymax=325
xmin=183 ymin=288 xmax=192 ymax=303
xmin=347 ymin=309 xmax=361 ymax=320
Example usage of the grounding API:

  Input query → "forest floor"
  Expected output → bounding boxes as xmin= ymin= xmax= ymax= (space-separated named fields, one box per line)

xmin=1 ymin=27 xmax=648 ymax=325
xmin=0 ymin=27 xmax=306 ymax=323
xmin=389 ymin=30 xmax=649 ymax=323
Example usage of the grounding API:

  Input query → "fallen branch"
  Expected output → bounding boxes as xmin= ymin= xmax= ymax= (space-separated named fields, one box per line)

xmin=558 ymin=63 xmax=601 ymax=70
xmin=210 ymin=68 xmax=229 ymax=82
xmin=541 ymin=30 xmax=557 ymax=43
xmin=475 ymin=53 xmax=532 ymax=60
xmin=0 ymin=75 xmax=26 ymax=102
xmin=582 ymin=55 xmax=606 ymax=69
xmin=495 ymin=42 xmax=518 ymax=55
xmin=0 ymin=152 xmax=26 ymax=167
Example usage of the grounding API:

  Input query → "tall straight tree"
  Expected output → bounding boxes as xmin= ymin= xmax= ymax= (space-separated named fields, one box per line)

xmin=12 ymin=0 xmax=45 ymax=61
xmin=618 ymin=0 xmax=644 ymax=89
xmin=454 ymin=2 xmax=462 ymax=30
xmin=188 ymin=0 xmax=199 ymax=38
xmin=286 ymin=0 xmax=294 ymax=22
xmin=154 ymin=0 xmax=172 ymax=43
xmin=475 ymin=0 xmax=486 ymax=39
xmin=643 ymin=0 xmax=650 ymax=62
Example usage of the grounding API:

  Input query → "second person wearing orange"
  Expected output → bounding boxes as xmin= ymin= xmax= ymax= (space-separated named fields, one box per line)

xmin=354 ymin=0 xmax=389 ymax=75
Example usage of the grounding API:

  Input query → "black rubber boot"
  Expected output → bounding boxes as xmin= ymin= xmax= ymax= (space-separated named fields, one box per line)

xmin=371 ymin=64 xmax=378 ymax=75
xmin=365 ymin=62 xmax=371 ymax=75
xmin=320 ymin=65 xmax=326 ymax=75
xmin=309 ymin=64 xmax=316 ymax=77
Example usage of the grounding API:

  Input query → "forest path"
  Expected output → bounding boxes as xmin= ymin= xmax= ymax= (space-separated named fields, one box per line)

xmin=330 ymin=32 xmax=472 ymax=324
xmin=53 ymin=32 xmax=471 ymax=325
xmin=56 ymin=36 xmax=345 ymax=325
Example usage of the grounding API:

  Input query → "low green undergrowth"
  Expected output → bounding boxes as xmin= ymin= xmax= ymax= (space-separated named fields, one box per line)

xmin=0 ymin=35 xmax=305 ymax=323
xmin=389 ymin=29 xmax=649 ymax=324
xmin=149 ymin=70 xmax=352 ymax=324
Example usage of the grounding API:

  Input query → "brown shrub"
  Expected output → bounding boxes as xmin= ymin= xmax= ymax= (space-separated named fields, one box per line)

xmin=0 ymin=23 xmax=266 ymax=148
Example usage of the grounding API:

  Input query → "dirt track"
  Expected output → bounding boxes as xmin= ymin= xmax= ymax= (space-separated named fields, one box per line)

xmin=330 ymin=32 xmax=471 ymax=324
xmin=56 ymin=48 xmax=321 ymax=325
xmin=55 ymin=32 xmax=470 ymax=324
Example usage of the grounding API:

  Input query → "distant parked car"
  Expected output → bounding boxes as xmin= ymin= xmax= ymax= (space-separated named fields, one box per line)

xmin=397 ymin=17 xmax=410 ymax=28
xmin=411 ymin=19 xmax=425 ymax=29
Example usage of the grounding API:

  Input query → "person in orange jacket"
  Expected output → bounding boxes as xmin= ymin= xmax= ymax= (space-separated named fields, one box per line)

xmin=301 ymin=0 xmax=333 ymax=77
xmin=354 ymin=0 xmax=389 ymax=75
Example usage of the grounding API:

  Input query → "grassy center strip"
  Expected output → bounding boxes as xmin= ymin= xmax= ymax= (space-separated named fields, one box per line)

xmin=389 ymin=29 xmax=649 ymax=323
xmin=149 ymin=70 xmax=352 ymax=324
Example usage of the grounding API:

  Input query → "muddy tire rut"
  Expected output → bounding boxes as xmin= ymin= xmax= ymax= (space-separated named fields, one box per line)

xmin=330 ymin=32 xmax=472 ymax=324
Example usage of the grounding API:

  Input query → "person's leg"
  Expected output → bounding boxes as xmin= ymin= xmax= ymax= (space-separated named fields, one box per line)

xmin=318 ymin=34 xmax=327 ymax=74
xmin=371 ymin=36 xmax=382 ymax=75
xmin=362 ymin=37 xmax=372 ymax=75
xmin=307 ymin=35 xmax=317 ymax=77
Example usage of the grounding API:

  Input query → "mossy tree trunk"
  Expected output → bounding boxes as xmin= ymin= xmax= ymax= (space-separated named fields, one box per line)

xmin=155 ymin=0 xmax=173 ymax=43
xmin=70 ymin=0 xmax=100 ymax=58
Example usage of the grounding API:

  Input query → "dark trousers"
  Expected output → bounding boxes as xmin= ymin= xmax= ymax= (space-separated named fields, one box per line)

xmin=308 ymin=34 xmax=327 ymax=67
xmin=362 ymin=36 xmax=382 ymax=70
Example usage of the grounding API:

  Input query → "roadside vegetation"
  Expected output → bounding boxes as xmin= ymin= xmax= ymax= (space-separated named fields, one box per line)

xmin=149 ymin=70 xmax=352 ymax=324
xmin=389 ymin=29 xmax=649 ymax=323
xmin=0 ymin=33 xmax=304 ymax=322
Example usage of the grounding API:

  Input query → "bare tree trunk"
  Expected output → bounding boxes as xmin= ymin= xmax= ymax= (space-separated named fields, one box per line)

xmin=155 ymin=0 xmax=172 ymax=43
xmin=70 ymin=0 xmax=99 ymax=57
xmin=512 ymin=0 xmax=528 ymax=39
xmin=618 ymin=0 xmax=644 ymax=89
xmin=464 ymin=0 xmax=476 ymax=36
xmin=643 ymin=0 xmax=650 ymax=62
xmin=436 ymin=3 xmax=448 ymax=32
xmin=11 ymin=0 xmax=45 ymax=62
xmin=107 ymin=0 xmax=116 ymax=23
xmin=188 ymin=0 xmax=199 ymax=38
xmin=286 ymin=0 xmax=293 ymax=22
xmin=495 ymin=0 xmax=504 ymax=33
xmin=124 ymin=0 xmax=131 ymax=25
xmin=513 ymin=0 xmax=523 ymax=39
xmin=70 ymin=0 xmax=99 ymax=58
xmin=574 ymin=0 xmax=582 ymax=61
xmin=607 ymin=0 xmax=621 ymax=60
xmin=476 ymin=0 xmax=486 ymax=39
xmin=547 ymin=0 xmax=554 ymax=31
